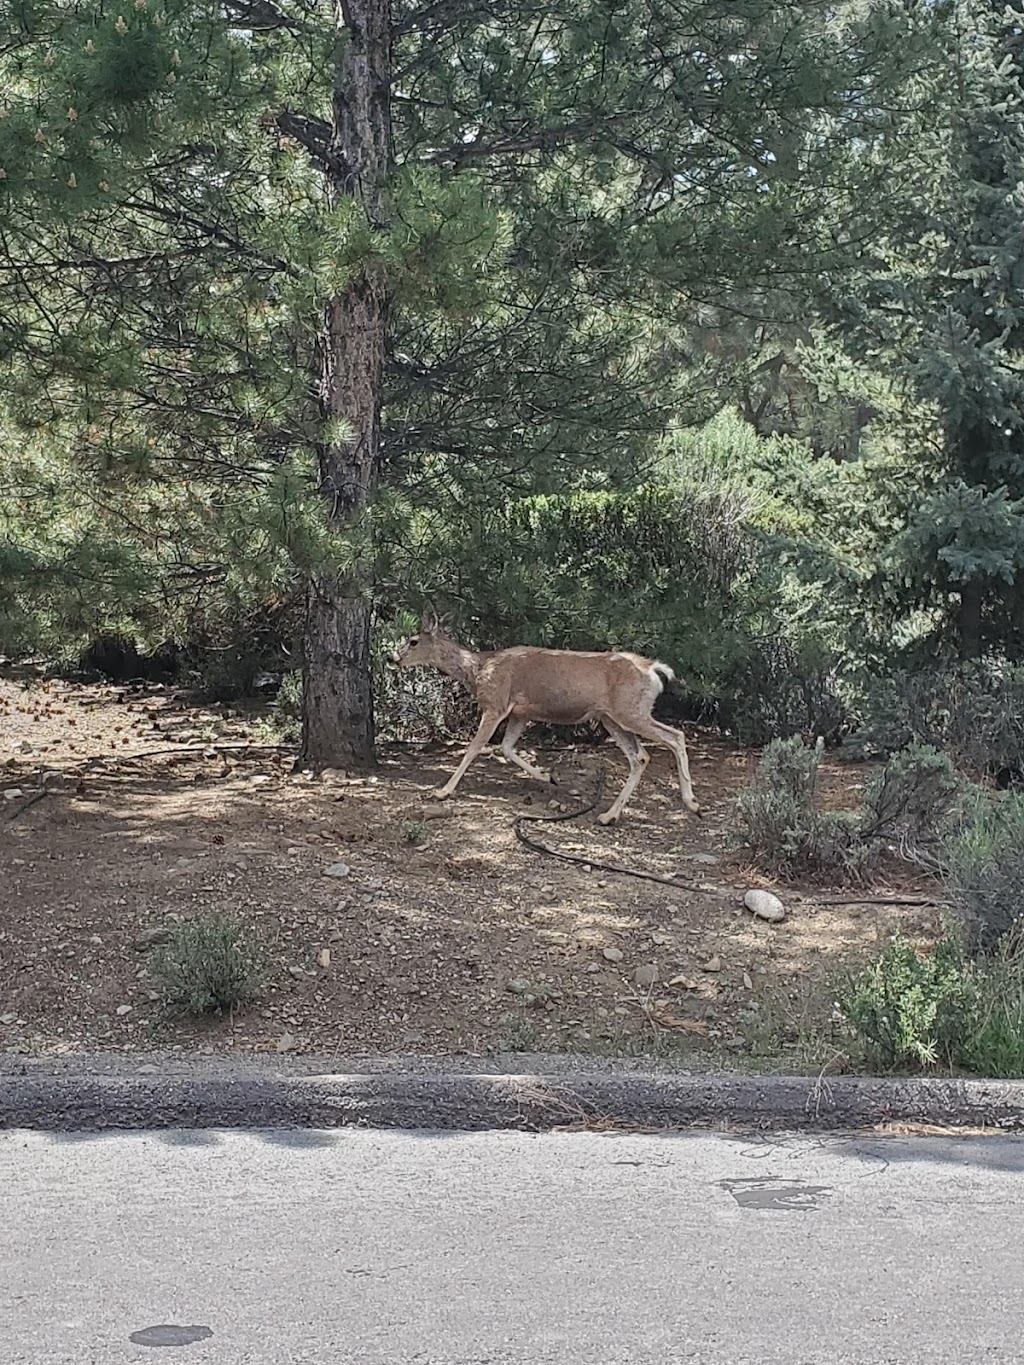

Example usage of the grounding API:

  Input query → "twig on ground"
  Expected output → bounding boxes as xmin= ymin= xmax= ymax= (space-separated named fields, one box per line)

xmin=1 ymin=789 xmax=49 ymax=823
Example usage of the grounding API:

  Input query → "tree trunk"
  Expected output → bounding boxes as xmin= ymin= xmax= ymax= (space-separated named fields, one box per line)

xmin=301 ymin=0 xmax=392 ymax=770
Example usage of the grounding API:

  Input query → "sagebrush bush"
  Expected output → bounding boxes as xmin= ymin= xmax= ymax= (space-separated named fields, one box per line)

xmin=736 ymin=735 xmax=867 ymax=881
xmin=149 ymin=914 xmax=264 ymax=1017
xmin=737 ymin=738 xmax=959 ymax=883
xmin=943 ymin=792 xmax=1024 ymax=955
xmin=859 ymin=743 xmax=963 ymax=849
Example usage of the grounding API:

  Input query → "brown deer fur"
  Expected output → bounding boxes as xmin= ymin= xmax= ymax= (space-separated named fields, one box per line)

xmin=391 ymin=612 xmax=701 ymax=824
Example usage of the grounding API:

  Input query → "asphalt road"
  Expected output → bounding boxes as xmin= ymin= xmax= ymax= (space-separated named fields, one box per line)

xmin=3 ymin=1126 xmax=1023 ymax=1364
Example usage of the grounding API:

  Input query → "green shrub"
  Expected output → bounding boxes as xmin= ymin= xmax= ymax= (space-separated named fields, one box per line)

xmin=719 ymin=636 xmax=848 ymax=747
xmin=962 ymin=943 xmax=1024 ymax=1078
xmin=258 ymin=667 xmax=302 ymax=743
xmin=943 ymin=791 xmax=1024 ymax=955
xmin=736 ymin=736 xmax=866 ymax=881
xmin=859 ymin=743 xmax=963 ymax=850
xmin=840 ymin=935 xmax=977 ymax=1070
xmin=149 ymin=913 xmax=264 ymax=1017
xmin=842 ymin=933 xmax=1024 ymax=1077
xmin=737 ymin=738 xmax=960 ymax=884
xmin=855 ymin=659 xmax=1024 ymax=776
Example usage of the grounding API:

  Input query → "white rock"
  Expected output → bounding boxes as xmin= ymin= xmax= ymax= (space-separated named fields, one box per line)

xmin=3 ymin=789 xmax=24 ymax=801
xmin=323 ymin=862 xmax=350 ymax=878
xmin=602 ymin=946 xmax=624 ymax=963
xmin=744 ymin=889 xmax=786 ymax=923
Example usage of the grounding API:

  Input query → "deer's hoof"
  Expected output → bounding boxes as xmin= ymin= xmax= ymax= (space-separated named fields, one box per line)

xmin=597 ymin=809 xmax=619 ymax=826
xmin=432 ymin=787 xmax=453 ymax=801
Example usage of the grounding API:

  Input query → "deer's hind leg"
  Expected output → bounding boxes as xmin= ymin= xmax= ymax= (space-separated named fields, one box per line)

xmin=627 ymin=715 xmax=701 ymax=814
xmin=597 ymin=718 xmax=650 ymax=825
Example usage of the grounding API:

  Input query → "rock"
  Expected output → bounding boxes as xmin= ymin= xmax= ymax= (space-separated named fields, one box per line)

xmin=539 ymin=884 xmax=556 ymax=897
xmin=702 ymin=955 xmax=722 ymax=973
xmin=3 ymin=787 xmax=25 ymax=801
xmin=744 ymin=889 xmax=786 ymax=923
xmin=667 ymin=974 xmax=699 ymax=990
xmin=287 ymin=965 xmax=305 ymax=979
xmin=251 ymin=774 xmax=272 ymax=785
xmin=15 ymin=739 xmax=32 ymax=753
xmin=115 ymin=1004 xmax=133 ymax=1017
xmin=133 ymin=926 xmax=173 ymax=951
xmin=323 ymin=861 xmax=351 ymax=878
xmin=318 ymin=948 xmax=331 ymax=969
xmin=742 ymin=971 xmax=754 ymax=990
xmin=0 ymin=1012 xmax=17 ymax=1026
xmin=602 ymin=946 xmax=624 ymax=963
xmin=507 ymin=977 xmax=532 ymax=995
xmin=275 ymin=1031 xmax=296 ymax=1053
xmin=682 ymin=852 xmax=720 ymax=865
xmin=650 ymin=932 xmax=670 ymax=946
xmin=634 ymin=964 xmax=658 ymax=988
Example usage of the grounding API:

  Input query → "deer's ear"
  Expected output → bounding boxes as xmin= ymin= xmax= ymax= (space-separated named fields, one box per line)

xmin=420 ymin=607 xmax=439 ymax=634
xmin=438 ymin=611 xmax=456 ymax=632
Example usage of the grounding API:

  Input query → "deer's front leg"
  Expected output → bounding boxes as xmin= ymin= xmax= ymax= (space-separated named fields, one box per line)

xmin=433 ymin=710 xmax=507 ymax=800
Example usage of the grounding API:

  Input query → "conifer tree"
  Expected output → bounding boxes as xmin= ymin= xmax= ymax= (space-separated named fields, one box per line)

xmin=0 ymin=0 xmax=936 ymax=760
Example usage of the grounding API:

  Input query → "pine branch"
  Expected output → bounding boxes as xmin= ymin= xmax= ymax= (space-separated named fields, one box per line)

xmin=424 ymin=110 xmax=641 ymax=167
xmin=222 ymin=0 xmax=314 ymax=32
xmin=274 ymin=110 xmax=349 ymax=179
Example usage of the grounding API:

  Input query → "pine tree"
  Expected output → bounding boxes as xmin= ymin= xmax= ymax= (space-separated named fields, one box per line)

xmin=0 ymin=0 xmax=938 ymax=760
xmin=837 ymin=0 xmax=1024 ymax=659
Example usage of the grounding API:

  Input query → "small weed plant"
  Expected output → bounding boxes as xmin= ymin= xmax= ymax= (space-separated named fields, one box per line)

xmin=150 ymin=913 xmax=264 ymax=1017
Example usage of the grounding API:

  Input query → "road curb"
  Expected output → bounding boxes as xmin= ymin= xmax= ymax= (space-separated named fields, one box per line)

xmin=2 ymin=1068 xmax=1024 ymax=1132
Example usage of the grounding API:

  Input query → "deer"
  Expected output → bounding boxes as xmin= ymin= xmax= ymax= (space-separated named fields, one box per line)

xmin=390 ymin=611 xmax=702 ymax=825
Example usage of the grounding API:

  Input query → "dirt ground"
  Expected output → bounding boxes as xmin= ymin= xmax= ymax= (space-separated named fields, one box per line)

xmin=0 ymin=671 xmax=941 ymax=1065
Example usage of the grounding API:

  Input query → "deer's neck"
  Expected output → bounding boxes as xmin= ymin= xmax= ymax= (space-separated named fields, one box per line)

xmin=437 ymin=644 xmax=483 ymax=697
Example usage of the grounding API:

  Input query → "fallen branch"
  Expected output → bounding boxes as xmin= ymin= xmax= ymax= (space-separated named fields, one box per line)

xmin=76 ymin=742 xmax=296 ymax=769
xmin=2 ymin=790 xmax=49 ymax=823
xmin=511 ymin=777 xmax=723 ymax=895
xmin=801 ymin=894 xmax=942 ymax=908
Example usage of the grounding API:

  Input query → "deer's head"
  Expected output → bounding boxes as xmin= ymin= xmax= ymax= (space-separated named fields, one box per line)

xmin=390 ymin=610 xmax=456 ymax=669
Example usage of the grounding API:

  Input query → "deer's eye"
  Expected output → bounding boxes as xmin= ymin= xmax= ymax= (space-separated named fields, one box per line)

xmin=409 ymin=636 xmax=419 ymax=647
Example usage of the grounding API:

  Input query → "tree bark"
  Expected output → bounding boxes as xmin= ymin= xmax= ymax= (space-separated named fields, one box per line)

xmin=301 ymin=0 xmax=392 ymax=770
